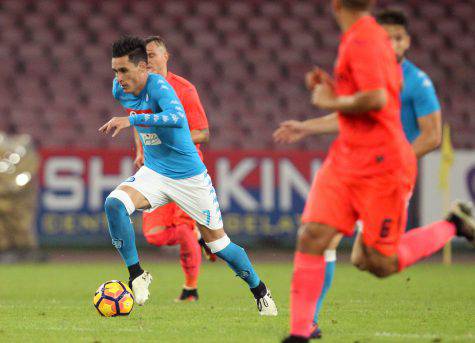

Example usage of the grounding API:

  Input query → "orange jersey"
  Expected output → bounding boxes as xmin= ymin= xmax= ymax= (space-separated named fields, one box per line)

xmin=327 ymin=16 xmax=416 ymax=176
xmin=166 ymin=72 xmax=208 ymax=160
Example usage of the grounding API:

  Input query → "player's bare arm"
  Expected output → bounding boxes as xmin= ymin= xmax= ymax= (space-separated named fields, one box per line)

xmin=307 ymin=66 xmax=387 ymax=113
xmin=411 ymin=111 xmax=442 ymax=158
xmin=99 ymin=116 xmax=131 ymax=137
xmin=133 ymin=128 xmax=144 ymax=168
xmin=191 ymin=128 xmax=210 ymax=144
xmin=312 ymin=83 xmax=387 ymax=113
xmin=273 ymin=113 xmax=339 ymax=144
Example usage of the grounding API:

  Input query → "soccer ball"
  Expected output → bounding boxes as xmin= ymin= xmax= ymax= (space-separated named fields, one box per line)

xmin=93 ymin=280 xmax=134 ymax=317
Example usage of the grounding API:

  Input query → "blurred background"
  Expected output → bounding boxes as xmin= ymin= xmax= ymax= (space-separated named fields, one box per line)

xmin=0 ymin=0 xmax=473 ymax=259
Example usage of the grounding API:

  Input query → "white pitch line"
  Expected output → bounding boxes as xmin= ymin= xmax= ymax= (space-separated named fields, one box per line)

xmin=25 ymin=326 xmax=152 ymax=333
xmin=375 ymin=332 xmax=474 ymax=341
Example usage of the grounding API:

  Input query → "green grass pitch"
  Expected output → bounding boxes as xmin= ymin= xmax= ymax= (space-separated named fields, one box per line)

xmin=0 ymin=260 xmax=474 ymax=342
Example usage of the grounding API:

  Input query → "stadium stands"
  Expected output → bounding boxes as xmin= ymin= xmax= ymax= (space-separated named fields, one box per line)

xmin=0 ymin=0 xmax=473 ymax=150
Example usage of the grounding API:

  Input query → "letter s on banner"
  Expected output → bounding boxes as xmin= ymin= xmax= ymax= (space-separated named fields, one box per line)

xmin=43 ymin=157 xmax=85 ymax=211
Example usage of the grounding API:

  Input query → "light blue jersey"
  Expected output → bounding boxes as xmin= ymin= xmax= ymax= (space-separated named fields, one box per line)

xmin=400 ymin=59 xmax=441 ymax=142
xmin=113 ymin=73 xmax=205 ymax=179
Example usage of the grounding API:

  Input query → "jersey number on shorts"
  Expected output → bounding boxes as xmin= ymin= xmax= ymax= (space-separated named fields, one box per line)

xmin=380 ymin=218 xmax=392 ymax=238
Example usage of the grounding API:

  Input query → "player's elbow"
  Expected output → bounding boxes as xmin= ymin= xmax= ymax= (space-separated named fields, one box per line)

xmin=201 ymin=129 xmax=210 ymax=143
xmin=420 ymin=126 xmax=442 ymax=151
xmin=429 ymin=131 xmax=442 ymax=150
xmin=368 ymin=90 xmax=387 ymax=111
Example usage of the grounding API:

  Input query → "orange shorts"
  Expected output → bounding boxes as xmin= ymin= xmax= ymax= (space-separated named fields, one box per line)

xmin=142 ymin=203 xmax=196 ymax=234
xmin=302 ymin=163 xmax=416 ymax=256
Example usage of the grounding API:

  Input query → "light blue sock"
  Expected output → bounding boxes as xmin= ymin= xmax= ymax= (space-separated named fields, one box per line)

xmin=215 ymin=242 xmax=261 ymax=288
xmin=313 ymin=259 xmax=336 ymax=324
xmin=104 ymin=197 xmax=139 ymax=267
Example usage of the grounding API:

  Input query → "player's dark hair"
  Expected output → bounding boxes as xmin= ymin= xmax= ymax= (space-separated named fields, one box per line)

xmin=376 ymin=9 xmax=409 ymax=30
xmin=341 ymin=0 xmax=375 ymax=11
xmin=145 ymin=35 xmax=167 ymax=51
xmin=112 ymin=36 xmax=147 ymax=64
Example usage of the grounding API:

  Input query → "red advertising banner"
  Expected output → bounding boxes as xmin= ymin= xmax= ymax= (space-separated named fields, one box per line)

xmin=38 ymin=149 xmax=325 ymax=247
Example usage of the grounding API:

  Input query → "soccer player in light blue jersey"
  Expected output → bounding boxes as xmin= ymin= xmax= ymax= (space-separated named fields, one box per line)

xmin=273 ymin=9 xmax=443 ymax=338
xmin=378 ymin=9 xmax=442 ymax=157
xmin=99 ymin=36 xmax=277 ymax=315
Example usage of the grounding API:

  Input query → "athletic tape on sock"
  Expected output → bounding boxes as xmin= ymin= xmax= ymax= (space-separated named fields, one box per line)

xmin=108 ymin=189 xmax=136 ymax=215
xmin=206 ymin=235 xmax=231 ymax=253
xmin=324 ymin=249 xmax=337 ymax=262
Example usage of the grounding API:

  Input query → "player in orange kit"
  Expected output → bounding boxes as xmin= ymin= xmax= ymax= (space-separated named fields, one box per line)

xmin=134 ymin=35 xmax=215 ymax=302
xmin=277 ymin=1 xmax=475 ymax=342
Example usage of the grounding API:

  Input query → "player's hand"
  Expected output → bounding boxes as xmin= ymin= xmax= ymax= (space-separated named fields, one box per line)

xmin=305 ymin=67 xmax=332 ymax=90
xmin=273 ymin=120 xmax=309 ymax=144
xmin=311 ymin=75 xmax=337 ymax=110
xmin=134 ymin=153 xmax=144 ymax=169
xmin=99 ymin=117 xmax=131 ymax=137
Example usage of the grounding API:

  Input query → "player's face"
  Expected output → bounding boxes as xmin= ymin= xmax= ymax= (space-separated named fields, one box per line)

xmin=111 ymin=56 xmax=147 ymax=94
xmin=382 ymin=24 xmax=410 ymax=63
xmin=146 ymin=42 xmax=169 ymax=77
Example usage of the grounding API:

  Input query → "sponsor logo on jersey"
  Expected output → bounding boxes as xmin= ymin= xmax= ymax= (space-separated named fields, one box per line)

xmin=140 ymin=133 xmax=162 ymax=145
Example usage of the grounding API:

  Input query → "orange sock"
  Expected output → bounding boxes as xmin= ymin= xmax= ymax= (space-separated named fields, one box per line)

xmin=398 ymin=220 xmax=455 ymax=271
xmin=176 ymin=224 xmax=202 ymax=289
xmin=290 ymin=252 xmax=325 ymax=338
xmin=185 ymin=274 xmax=199 ymax=289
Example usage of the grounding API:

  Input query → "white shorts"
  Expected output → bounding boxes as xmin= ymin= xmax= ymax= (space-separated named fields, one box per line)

xmin=119 ymin=166 xmax=223 ymax=230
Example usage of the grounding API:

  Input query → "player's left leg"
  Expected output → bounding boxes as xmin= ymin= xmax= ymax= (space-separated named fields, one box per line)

xmin=360 ymin=205 xmax=475 ymax=277
xmin=310 ymin=234 xmax=342 ymax=339
xmin=352 ymin=173 xmax=475 ymax=277
xmin=165 ymin=170 xmax=278 ymax=316
xmin=197 ymin=223 xmax=277 ymax=315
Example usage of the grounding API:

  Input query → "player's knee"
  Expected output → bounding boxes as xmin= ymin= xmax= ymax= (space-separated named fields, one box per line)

xmin=104 ymin=197 xmax=125 ymax=217
xmin=297 ymin=223 xmax=336 ymax=255
xmin=105 ymin=189 xmax=135 ymax=217
xmin=367 ymin=265 xmax=392 ymax=278
xmin=351 ymin=253 xmax=367 ymax=271
xmin=366 ymin=257 xmax=397 ymax=278
xmin=143 ymin=226 xmax=168 ymax=246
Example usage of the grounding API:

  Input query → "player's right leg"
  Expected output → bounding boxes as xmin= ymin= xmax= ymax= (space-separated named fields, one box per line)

xmin=310 ymin=233 xmax=342 ymax=339
xmin=105 ymin=185 xmax=152 ymax=305
xmin=143 ymin=205 xmax=203 ymax=302
xmin=105 ymin=166 xmax=170 ymax=305
xmin=284 ymin=166 xmax=357 ymax=343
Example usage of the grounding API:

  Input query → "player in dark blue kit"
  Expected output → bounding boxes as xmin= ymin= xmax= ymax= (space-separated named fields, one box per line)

xmin=99 ymin=36 xmax=277 ymax=315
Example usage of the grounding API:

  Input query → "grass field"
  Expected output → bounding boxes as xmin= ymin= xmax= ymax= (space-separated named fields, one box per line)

xmin=1 ymin=259 xmax=474 ymax=342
